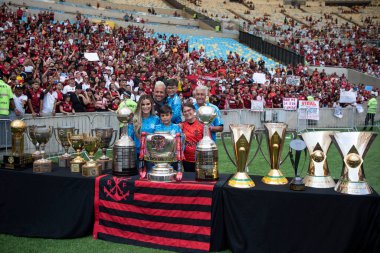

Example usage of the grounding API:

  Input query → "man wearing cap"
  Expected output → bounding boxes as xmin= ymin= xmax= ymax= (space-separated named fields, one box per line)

xmin=70 ymin=84 xmax=87 ymax=112
xmin=364 ymin=94 xmax=378 ymax=131
xmin=0 ymin=74 xmax=15 ymax=117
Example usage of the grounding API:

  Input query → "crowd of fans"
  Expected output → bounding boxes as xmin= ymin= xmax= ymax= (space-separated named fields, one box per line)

xmin=0 ymin=3 xmax=378 ymax=118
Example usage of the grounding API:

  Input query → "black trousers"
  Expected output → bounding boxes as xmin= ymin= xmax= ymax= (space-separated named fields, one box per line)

xmin=364 ymin=113 xmax=375 ymax=129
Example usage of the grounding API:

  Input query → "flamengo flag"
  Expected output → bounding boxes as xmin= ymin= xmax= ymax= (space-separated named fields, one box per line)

xmin=93 ymin=175 xmax=218 ymax=252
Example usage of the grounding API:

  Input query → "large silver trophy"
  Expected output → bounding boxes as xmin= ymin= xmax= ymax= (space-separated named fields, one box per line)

xmin=27 ymin=125 xmax=45 ymax=160
xmin=331 ymin=132 xmax=377 ymax=195
xmin=54 ymin=126 xmax=79 ymax=168
xmin=221 ymin=124 xmax=257 ymax=188
xmin=33 ymin=126 xmax=53 ymax=173
xmin=261 ymin=123 xmax=289 ymax=185
xmin=195 ymin=106 xmax=218 ymax=180
xmin=112 ymin=107 xmax=137 ymax=176
xmin=140 ymin=132 xmax=183 ymax=182
xmin=301 ymin=131 xmax=336 ymax=188
xmin=92 ymin=127 xmax=117 ymax=171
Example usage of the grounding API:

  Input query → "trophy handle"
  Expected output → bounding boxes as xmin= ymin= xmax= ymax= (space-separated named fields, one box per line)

xmin=67 ymin=132 xmax=73 ymax=147
xmin=280 ymin=130 xmax=297 ymax=165
xmin=54 ymin=128 xmax=62 ymax=146
xmin=247 ymin=132 xmax=263 ymax=167
xmin=109 ymin=129 xmax=118 ymax=147
xmin=257 ymin=131 xmax=271 ymax=165
xmin=221 ymin=132 xmax=237 ymax=167
xmin=74 ymin=128 xmax=79 ymax=134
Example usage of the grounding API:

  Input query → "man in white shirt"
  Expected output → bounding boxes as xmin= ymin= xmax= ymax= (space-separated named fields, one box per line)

xmin=62 ymin=78 xmax=76 ymax=94
xmin=41 ymin=84 xmax=58 ymax=116
xmin=13 ymin=84 xmax=28 ymax=116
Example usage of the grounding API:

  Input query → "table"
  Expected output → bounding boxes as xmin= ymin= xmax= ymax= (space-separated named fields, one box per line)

xmin=93 ymin=173 xmax=229 ymax=253
xmin=0 ymin=167 xmax=95 ymax=238
xmin=222 ymin=175 xmax=380 ymax=253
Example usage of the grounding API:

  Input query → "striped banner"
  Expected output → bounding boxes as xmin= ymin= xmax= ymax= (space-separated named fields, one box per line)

xmin=93 ymin=174 xmax=217 ymax=252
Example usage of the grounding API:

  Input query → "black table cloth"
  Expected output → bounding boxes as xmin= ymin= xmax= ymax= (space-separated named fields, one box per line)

xmin=93 ymin=173 xmax=229 ymax=253
xmin=0 ymin=167 xmax=95 ymax=238
xmin=222 ymin=175 xmax=380 ymax=253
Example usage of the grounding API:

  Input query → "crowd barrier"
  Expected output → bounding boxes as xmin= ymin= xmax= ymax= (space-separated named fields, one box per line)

xmin=0 ymin=108 xmax=379 ymax=156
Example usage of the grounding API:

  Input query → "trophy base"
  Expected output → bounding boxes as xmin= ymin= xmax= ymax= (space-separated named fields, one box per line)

xmin=98 ymin=159 xmax=112 ymax=173
xmin=228 ymin=172 xmax=255 ymax=188
xmin=303 ymin=175 xmax=335 ymax=188
xmin=148 ymin=165 xmax=176 ymax=182
xmin=262 ymin=169 xmax=288 ymax=185
xmin=2 ymin=154 xmax=33 ymax=170
xmin=196 ymin=166 xmax=219 ymax=181
xmin=335 ymin=180 xmax=372 ymax=195
xmin=82 ymin=163 xmax=102 ymax=177
xmin=290 ymin=177 xmax=305 ymax=191
xmin=58 ymin=156 xmax=71 ymax=168
xmin=33 ymin=159 xmax=53 ymax=173
xmin=70 ymin=161 xmax=85 ymax=173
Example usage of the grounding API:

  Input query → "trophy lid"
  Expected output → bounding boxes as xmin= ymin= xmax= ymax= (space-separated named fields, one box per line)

xmin=289 ymin=139 xmax=306 ymax=151
xmin=197 ymin=106 xmax=217 ymax=124
xmin=117 ymin=107 xmax=133 ymax=124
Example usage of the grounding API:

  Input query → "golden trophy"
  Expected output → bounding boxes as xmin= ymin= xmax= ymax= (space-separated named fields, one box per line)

xmin=221 ymin=124 xmax=257 ymax=188
xmin=67 ymin=133 xmax=86 ymax=173
xmin=2 ymin=120 xmax=33 ymax=169
xmin=331 ymin=132 xmax=377 ymax=195
xmin=195 ymin=106 xmax=219 ymax=180
xmin=82 ymin=133 xmax=102 ymax=177
xmin=27 ymin=125 xmax=45 ymax=160
xmin=301 ymin=131 xmax=336 ymax=188
xmin=92 ymin=127 xmax=117 ymax=172
xmin=261 ymin=123 xmax=289 ymax=185
xmin=54 ymin=126 xmax=79 ymax=168
xmin=33 ymin=126 xmax=53 ymax=173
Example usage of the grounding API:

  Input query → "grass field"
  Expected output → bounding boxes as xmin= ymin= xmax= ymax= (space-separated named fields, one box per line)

xmin=1 ymin=130 xmax=380 ymax=253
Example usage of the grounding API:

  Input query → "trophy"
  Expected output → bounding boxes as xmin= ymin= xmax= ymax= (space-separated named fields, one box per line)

xmin=27 ymin=125 xmax=45 ymax=160
xmin=221 ymin=124 xmax=257 ymax=188
xmin=301 ymin=131 xmax=336 ymax=188
xmin=2 ymin=120 xmax=33 ymax=169
xmin=92 ymin=127 xmax=117 ymax=172
xmin=331 ymin=132 xmax=377 ymax=195
xmin=195 ymin=106 xmax=218 ymax=180
xmin=261 ymin=123 xmax=289 ymax=185
xmin=112 ymin=107 xmax=137 ymax=176
xmin=82 ymin=133 xmax=102 ymax=177
xmin=33 ymin=126 xmax=53 ymax=173
xmin=67 ymin=132 xmax=86 ymax=173
xmin=54 ymin=126 xmax=79 ymax=168
xmin=289 ymin=139 xmax=307 ymax=191
xmin=140 ymin=132 xmax=183 ymax=182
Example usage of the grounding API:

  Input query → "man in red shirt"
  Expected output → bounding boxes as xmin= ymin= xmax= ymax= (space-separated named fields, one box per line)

xmin=241 ymin=86 xmax=253 ymax=109
xmin=26 ymin=82 xmax=44 ymax=116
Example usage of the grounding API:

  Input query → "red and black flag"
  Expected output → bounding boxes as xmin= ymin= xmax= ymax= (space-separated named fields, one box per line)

xmin=93 ymin=174 xmax=222 ymax=252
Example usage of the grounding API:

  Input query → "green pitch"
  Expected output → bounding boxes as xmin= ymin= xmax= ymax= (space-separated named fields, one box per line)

xmin=1 ymin=130 xmax=379 ymax=253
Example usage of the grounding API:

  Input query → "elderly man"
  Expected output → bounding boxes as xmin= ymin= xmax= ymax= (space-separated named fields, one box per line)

xmin=152 ymin=81 xmax=167 ymax=115
xmin=193 ymin=86 xmax=223 ymax=141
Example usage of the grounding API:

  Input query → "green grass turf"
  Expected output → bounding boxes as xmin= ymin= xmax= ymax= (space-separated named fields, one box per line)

xmin=1 ymin=130 xmax=380 ymax=253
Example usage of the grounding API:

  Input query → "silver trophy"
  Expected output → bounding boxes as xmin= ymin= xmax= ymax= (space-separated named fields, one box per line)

xmin=195 ymin=106 xmax=218 ymax=180
xmin=331 ymin=132 xmax=377 ymax=195
xmin=301 ymin=131 xmax=336 ymax=188
xmin=92 ymin=127 xmax=117 ymax=171
xmin=33 ymin=126 xmax=53 ymax=173
xmin=141 ymin=132 xmax=183 ymax=182
xmin=27 ymin=125 xmax=46 ymax=160
xmin=112 ymin=107 xmax=137 ymax=176
xmin=54 ymin=126 xmax=79 ymax=168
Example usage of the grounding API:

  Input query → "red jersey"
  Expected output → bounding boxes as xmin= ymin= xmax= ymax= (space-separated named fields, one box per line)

xmin=61 ymin=101 xmax=72 ymax=113
xmin=182 ymin=119 xmax=204 ymax=162
xmin=26 ymin=88 xmax=44 ymax=113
